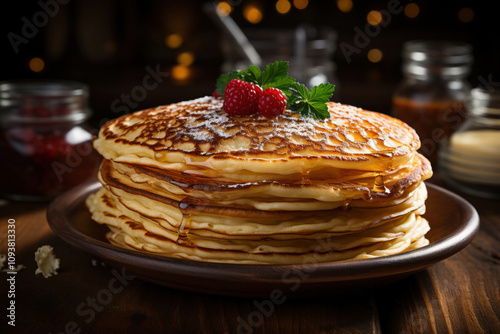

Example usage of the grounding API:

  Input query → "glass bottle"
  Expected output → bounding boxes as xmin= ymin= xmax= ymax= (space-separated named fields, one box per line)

xmin=0 ymin=80 xmax=101 ymax=201
xmin=439 ymin=87 xmax=500 ymax=199
xmin=392 ymin=40 xmax=473 ymax=165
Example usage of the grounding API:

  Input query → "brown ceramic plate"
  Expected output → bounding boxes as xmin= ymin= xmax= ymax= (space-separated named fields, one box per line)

xmin=47 ymin=181 xmax=479 ymax=298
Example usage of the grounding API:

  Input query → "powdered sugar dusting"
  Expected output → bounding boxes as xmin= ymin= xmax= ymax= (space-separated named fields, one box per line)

xmin=104 ymin=96 xmax=419 ymax=156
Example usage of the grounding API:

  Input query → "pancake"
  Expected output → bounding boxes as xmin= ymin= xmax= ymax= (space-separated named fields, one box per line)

xmin=94 ymin=97 xmax=420 ymax=177
xmin=87 ymin=96 xmax=433 ymax=264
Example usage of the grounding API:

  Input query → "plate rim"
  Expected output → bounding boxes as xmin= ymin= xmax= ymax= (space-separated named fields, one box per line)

xmin=46 ymin=181 xmax=480 ymax=292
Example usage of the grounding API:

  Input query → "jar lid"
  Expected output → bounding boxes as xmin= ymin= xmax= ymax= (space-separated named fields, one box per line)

xmin=0 ymin=80 xmax=92 ymax=124
xmin=402 ymin=40 xmax=473 ymax=77
xmin=469 ymin=87 xmax=500 ymax=117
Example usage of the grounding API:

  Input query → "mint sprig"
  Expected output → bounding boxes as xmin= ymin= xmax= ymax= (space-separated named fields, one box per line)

xmin=215 ymin=61 xmax=296 ymax=96
xmin=244 ymin=62 xmax=296 ymax=93
xmin=215 ymin=70 xmax=240 ymax=96
xmin=215 ymin=61 xmax=335 ymax=120
xmin=288 ymin=82 xmax=335 ymax=120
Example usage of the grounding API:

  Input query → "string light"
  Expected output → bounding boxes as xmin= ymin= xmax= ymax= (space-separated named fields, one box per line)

xmin=276 ymin=0 xmax=291 ymax=14
xmin=177 ymin=52 xmax=195 ymax=67
xmin=293 ymin=0 xmax=308 ymax=10
xmin=404 ymin=3 xmax=420 ymax=18
xmin=367 ymin=10 xmax=383 ymax=26
xmin=165 ymin=34 xmax=183 ymax=49
xmin=337 ymin=0 xmax=353 ymax=13
xmin=216 ymin=1 xmax=232 ymax=17
xmin=172 ymin=65 xmax=190 ymax=81
xmin=29 ymin=57 xmax=45 ymax=72
xmin=367 ymin=49 xmax=383 ymax=63
xmin=244 ymin=5 xmax=263 ymax=24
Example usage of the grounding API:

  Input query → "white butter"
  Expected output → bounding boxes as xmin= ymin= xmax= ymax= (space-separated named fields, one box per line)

xmin=450 ymin=130 xmax=500 ymax=158
xmin=35 ymin=245 xmax=60 ymax=278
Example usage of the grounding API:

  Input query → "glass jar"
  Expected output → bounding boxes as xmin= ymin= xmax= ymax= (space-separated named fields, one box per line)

xmin=439 ymin=88 xmax=500 ymax=199
xmin=220 ymin=25 xmax=338 ymax=89
xmin=0 ymin=80 xmax=101 ymax=201
xmin=392 ymin=40 xmax=473 ymax=165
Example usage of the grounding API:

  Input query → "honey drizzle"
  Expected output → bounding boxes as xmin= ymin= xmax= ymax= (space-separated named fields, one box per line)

xmin=301 ymin=169 xmax=312 ymax=185
xmin=373 ymin=175 xmax=389 ymax=193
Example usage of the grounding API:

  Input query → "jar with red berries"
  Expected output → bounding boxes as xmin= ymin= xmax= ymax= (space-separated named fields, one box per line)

xmin=0 ymin=80 xmax=101 ymax=201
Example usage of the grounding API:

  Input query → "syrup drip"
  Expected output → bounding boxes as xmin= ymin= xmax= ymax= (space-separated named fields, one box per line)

xmin=301 ymin=169 xmax=312 ymax=185
xmin=177 ymin=202 xmax=193 ymax=246
xmin=373 ymin=175 xmax=389 ymax=193
xmin=342 ymin=200 xmax=352 ymax=212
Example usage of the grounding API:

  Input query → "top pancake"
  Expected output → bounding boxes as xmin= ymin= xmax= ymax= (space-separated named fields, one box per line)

xmin=94 ymin=96 xmax=420 ymax=176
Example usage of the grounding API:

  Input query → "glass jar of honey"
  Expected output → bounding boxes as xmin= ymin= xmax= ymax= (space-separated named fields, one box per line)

xmin=439 ymin=87 xmax=500 ymax=199
xmin=392 ymin=40 xmax=473 ymax=165
xmin=0 ymin=80 xmax=101 ymax=201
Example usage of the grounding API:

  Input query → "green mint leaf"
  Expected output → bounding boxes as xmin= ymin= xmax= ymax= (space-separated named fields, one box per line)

xmin=215 ymin=70 xmax=240 ymax=96
xmin=294 ymin=101 xmax=311 ymax=118
xmin=268 ymin=76 xmax=297 ymax=98
xmin=261 ymin=61 xmax=290 ymax=88
xmin=309 ymin=83 xmax=335 ymax=101
xmin=215 ymin=61 xmax=296 ymax=97
xmin=290 ymin=82 xmax=309 ymax=98
xmin=288 ymin=82 xmax=335 ymax=120
xmin=245 ymin=65 xmax=262 ymax=84
xmin=308 ymin=101 xmax=331 ymax=120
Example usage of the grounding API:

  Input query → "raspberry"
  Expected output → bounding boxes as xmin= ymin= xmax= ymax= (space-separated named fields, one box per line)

xmin=212 ymin=90 xmax=221 ymax=99
xmin=258 ymin=88 xmax=287 ymax=118
xmin=223 ymin=79 xmax=262 ymax=116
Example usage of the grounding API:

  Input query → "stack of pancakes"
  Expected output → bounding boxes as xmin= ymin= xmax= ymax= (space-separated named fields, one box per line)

xmin=86 ymin=96 xmax=432 ymax=264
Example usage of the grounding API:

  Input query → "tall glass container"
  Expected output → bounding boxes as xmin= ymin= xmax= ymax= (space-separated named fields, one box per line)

xmin=392 ymin=40 xmax=473 ymax=165
xmin=439 ymin=88 xmax=500 ymax=199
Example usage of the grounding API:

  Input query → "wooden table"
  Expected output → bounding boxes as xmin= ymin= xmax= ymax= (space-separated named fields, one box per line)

xmin=1 ymin=176 xmax=499 ymax=334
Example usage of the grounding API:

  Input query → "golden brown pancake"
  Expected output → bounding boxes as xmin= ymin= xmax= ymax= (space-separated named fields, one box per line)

xmin=94 ymin=97 xmax=420 ymax=176
xmin=87 ymin=96 xmax=432 ymax=264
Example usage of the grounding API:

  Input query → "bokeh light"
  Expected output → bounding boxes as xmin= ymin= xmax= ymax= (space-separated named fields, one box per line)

xmin=293 ymin=0 xmax=308 ymax=10
xmin=165 ymin=34 xmax=183 ymax=49
xmin=244 ymin=5 xmax=263 ymax=24
xmin=404 ymin=3 xmax=420 ymax=18
xmin=367 ymin=10 xmax=383 ymax=26
xmin=29 ymin=57 xmax=45 ymax=72
xmin=172 ymin=65 xmax=191 ymax=81
xmin=276 ymin=0 xmax=291 ymax=14
xmin=337 ymin=0 xmax=353 ymax=13
xmin=458 ymin=7 xmax=474 ymax=23
xmin=216 ymin=1 xmax=232 ymax=17
xmin=367 ymin=49 xmax=383 ymax=63
xmin=177 ymin=52 xmax=195 ymax=66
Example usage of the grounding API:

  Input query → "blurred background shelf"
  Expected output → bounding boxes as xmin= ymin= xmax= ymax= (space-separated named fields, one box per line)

xmin=1 ymin=0 xmax=498 ymax=129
